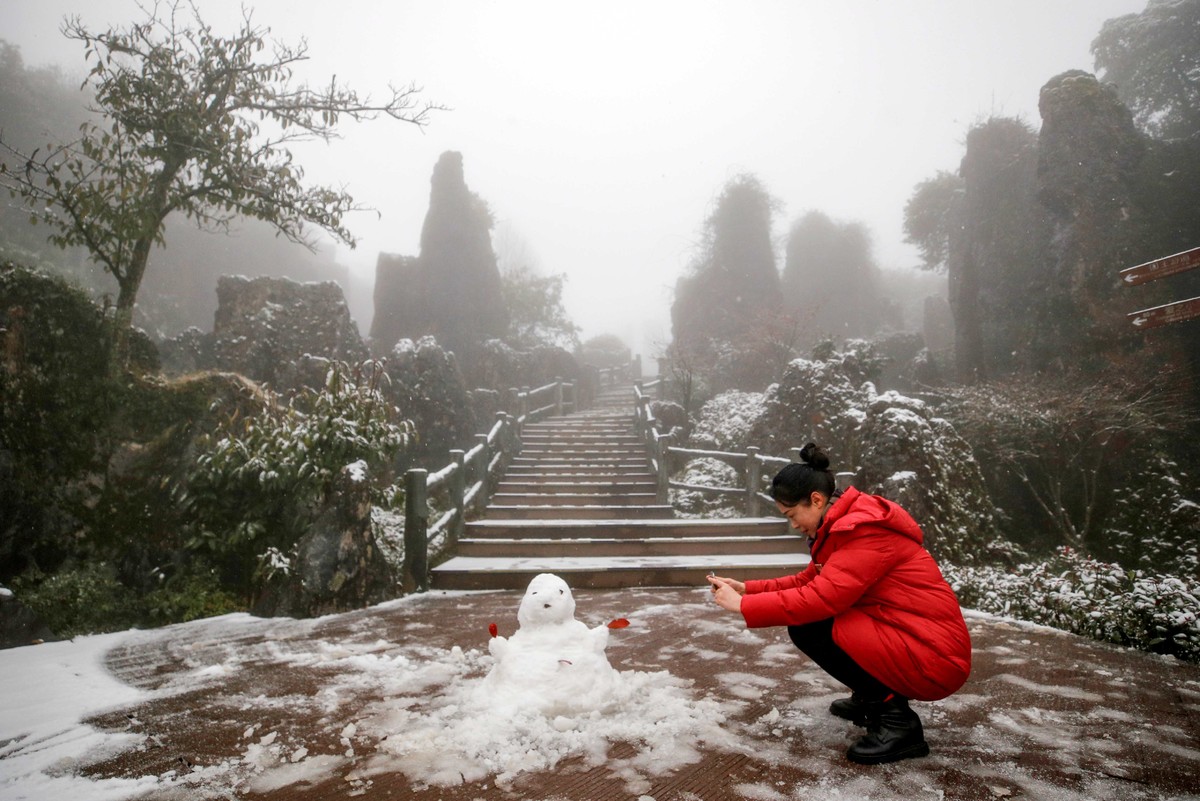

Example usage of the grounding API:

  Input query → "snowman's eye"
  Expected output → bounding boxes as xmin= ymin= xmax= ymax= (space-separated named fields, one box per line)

xmin=559 ymin=589 xmax=564 ymax=595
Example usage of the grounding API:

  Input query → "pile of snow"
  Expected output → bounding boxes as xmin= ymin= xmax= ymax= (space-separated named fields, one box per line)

xmin=353 ymin=573 xmax=742 ymax=791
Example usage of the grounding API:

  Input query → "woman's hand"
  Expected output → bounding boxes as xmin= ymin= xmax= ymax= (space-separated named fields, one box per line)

xmin=706 ymin=574 xmax=746 ymax=614
xmin=706 ymin=575 xmax=746 ymax=596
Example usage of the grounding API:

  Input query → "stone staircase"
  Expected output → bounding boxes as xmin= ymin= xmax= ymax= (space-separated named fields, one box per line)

xmin=430 ymin=386 xmax=807 ymax=590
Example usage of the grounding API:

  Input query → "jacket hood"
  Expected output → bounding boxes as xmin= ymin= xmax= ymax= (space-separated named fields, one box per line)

xmin=815 ymin=486 xmax=925 ymax=553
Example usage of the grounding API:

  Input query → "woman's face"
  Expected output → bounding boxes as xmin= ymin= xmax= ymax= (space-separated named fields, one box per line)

xmin=776 ymin=493 xmax=828 ymax=535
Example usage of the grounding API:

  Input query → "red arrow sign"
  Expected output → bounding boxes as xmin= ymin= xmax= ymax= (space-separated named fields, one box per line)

xmin=1121 ymin=246 xmax=1200 ymax=286
xmin=1128 ymin=296 xmax=1200 ymax=329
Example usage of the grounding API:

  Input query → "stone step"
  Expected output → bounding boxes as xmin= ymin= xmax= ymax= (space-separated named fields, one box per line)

xmin=490 ymin=492 xmax=660 ymax=506
xmin=516 ymin=451 xmax=646 ymax=461
xmin=526 ymin=416 xmax=630 ymax=422
xmin=483 ymin=504 xmax=675 ymax=520
xmin=494 ymin=480 xmax=657 ymax=494
xmin=524 ymin=422 xmax=631 ymax=431
xmin=430 ymin=553 xmax=809 ymax=591
xmin=513 ymin=453 xmax=648 ymax=460
xmin=520 ymin=436 xmax=643 ymax=446
xmin=518 ymin=442 xmax=643 ymax=451
xmin=456 ymin=534 xmax=805 ymax=558
xmin=464 ymin=517 xmax=787 ymax=540
xmin=506 ymin=462 xmax=657 ymax=474
xmin=513 ymin=455 xmax=652 ymax=470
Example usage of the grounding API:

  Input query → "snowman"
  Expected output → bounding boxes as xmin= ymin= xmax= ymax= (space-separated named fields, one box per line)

xmin=479 ymin=573 xmax=629 ymax=716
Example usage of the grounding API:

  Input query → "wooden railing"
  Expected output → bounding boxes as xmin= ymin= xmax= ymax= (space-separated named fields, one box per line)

xmin=633 ymin=379 xmax=671 ymax=504
xmin=398 ymin=357 xmax=644 ymax=591
xmin=635 ymin=376 xmax=853 ymax=516
xmin=400 ymin=377 xmax=586 ymax=591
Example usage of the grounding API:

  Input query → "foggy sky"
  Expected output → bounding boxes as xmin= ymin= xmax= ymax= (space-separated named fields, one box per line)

xmin=5 ymin=0 xmax=1147 ymax=357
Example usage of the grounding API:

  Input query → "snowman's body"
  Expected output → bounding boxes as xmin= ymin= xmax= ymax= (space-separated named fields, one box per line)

xmin=481 ymin=573 xmax=618 ymax=715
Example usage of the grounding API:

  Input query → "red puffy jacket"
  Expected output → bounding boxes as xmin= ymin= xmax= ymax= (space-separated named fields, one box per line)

xmin=740 ymin=487 xmax=971 ymax=701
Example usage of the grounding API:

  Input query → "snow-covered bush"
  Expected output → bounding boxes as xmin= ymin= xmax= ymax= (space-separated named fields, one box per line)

xmin=748 ymin=356 xmax=865 ymax=461
xmin=1103 ymin=452 xmax=1199 ymax=578
xmin=178 ymin=361 xmax=414 ymax=594
xmin=945 ymin=547 xmax=1200 ymax=662
xmin=747 ymin=345 xmax=1011 ymax=564
xmin=857 ymin=390 xmax=1018 ymax=565
xmin=937 ymin=377 xmax=1193 ymax=561
xmin=385 ymin=336 xmax=478 ymax=468
xmin=671 ymin=458 xmax=743 ymax=519
xmin=690 ymin=390 xmax=765 ymax=451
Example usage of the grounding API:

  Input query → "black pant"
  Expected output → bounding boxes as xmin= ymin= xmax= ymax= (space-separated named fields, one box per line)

xmin=788 ymin=618 xmax=898 ymax=702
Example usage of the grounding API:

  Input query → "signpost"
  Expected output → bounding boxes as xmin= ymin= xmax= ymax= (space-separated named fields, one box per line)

xmin=1120 ymin=246 xmax=1200 ymax=286
xmin=1124 ymin=245 xmax=1200 ymax=328
xmin=1128 ymin=297 xmax=1200 ymax=330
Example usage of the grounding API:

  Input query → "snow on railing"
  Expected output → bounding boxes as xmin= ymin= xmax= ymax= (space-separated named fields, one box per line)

xmin=402 ymin=356 xmax=646 ymax=591
xmin=634 ymin=377 xmax=853 ymax=516
xmin=399 ymin=376 xmax=581 ymax=592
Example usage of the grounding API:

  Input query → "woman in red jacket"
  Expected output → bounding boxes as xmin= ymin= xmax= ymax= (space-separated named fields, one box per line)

xmin=708 ymin=443 xmax=971 ymax=765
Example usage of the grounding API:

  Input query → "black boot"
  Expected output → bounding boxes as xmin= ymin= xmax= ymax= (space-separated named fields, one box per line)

xmin=829 ymin=693 xmax=869 ymax=726
xmin=846 ymin=698 xmax=930 ymax=765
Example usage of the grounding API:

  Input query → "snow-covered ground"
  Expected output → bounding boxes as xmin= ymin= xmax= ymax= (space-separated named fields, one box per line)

xmin=2 ymin=586 xmax=1199 ymax=801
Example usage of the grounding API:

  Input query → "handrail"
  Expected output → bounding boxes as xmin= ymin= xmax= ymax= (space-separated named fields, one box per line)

xmin=399 ymin=374 xmax=582 ymax=592
xmin=634 ymin=398 xmax=855 ymax=516
xmin=664 ymin=439 xmax=857 ymax=516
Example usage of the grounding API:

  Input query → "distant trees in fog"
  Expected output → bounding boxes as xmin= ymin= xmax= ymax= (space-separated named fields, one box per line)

xmin=781 ymin=210 xmax=895 ymax=346
xmin=671 ymin=174 xmax=787 ymax=392
xmin=669 ymin=174 xmax=900 ymax=400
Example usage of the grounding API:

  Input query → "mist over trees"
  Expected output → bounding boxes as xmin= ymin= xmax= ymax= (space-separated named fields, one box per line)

xmin=1092 ymin=0 xmax=1200 ymax=141
xmin=671 ymin=174 xmax=785 ymax=393
xmin=946 ymin=117 xmax=1050 ymax=380
xmin=0 ymin=38 xmax=374 ymax=340
xmin=0 ymin=4 xmax=434 ymax=371
xmin=906 ymin=48 xmax=1200 ymax=390
xmin=660 ymin=1 xmax=1200 ymax=622
xmin=781 ymin=210 xmax=895 ymax=348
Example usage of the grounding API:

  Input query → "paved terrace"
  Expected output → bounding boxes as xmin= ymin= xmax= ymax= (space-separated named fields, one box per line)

xmin=6 ymin=586 xmax=1198 ymax=801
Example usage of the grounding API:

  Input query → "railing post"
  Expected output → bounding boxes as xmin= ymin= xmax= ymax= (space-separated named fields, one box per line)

xmin=655 ymin=433 xmax=671 ymax=505
xmin=495 ymin=411 xmax=511 ymax=460
xmin=746 ymin=446 xmax=761 ymax=516
xmin=506 ymin=412 xmax=521 ymax=457
xmin=476 ymin=433 xmax=491 ymax=508
xmin=554 ymin=376 xmax=564 ymax=416
xmin=450 ymin=449 xmax=466 ymax=544
xmin=633 ymin=381 xmax=645 ymax=437
xmin=633 ymin=354 xmax=643 ymax=380
xmin=402 ymin=468 xmax=429 ymax=593
xmin=519 ymin=386 xmax=530 ymax=429
xmin=836 ymin=471 xmax=857 ymax=492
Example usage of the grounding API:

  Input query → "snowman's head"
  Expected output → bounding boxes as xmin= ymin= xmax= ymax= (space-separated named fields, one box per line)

xmin=517 ymin=573 xmax=576 ymax=628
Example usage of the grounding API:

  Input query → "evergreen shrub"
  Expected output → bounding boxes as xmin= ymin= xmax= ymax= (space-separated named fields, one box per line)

xmin=946 ymin=547 xmax=1200 ymax=662
xmin=177 ymin=360 xmax=413 ymax=595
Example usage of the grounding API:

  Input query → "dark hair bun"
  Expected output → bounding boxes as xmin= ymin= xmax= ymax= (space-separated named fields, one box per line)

xmin=798 ymin=442 xmax=831 ymax=471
